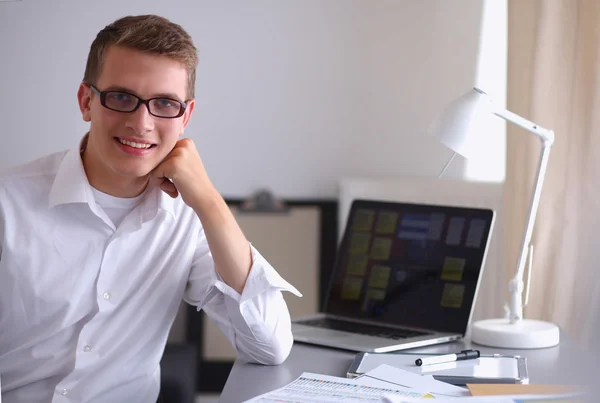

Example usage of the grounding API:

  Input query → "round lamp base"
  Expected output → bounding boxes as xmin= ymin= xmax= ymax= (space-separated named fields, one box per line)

xmin=471 ymin=318 xmax=560 ymax=349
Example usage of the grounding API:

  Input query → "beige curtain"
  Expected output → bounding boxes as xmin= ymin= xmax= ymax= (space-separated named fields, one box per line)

xmin=507 ymin=0 xmax=600 ymax=348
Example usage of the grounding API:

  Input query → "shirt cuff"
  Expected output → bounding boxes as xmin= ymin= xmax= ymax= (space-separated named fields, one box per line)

xmin=212 ymin=243 xmax=302 ymax=304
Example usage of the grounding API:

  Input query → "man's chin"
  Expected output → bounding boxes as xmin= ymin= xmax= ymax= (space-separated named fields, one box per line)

xmin=115 ymin=168 xmax=154 ymax=182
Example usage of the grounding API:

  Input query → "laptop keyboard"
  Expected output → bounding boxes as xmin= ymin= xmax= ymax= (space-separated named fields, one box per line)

xmin=296 ymin=318 xmax=430 ymax=340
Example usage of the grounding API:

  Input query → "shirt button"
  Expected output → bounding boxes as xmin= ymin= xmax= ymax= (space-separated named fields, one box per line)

xmin=102 ymin=292 xmax=111 ymax=300
xmin=61 ymin=389 xmax=68 ymax=396
xmin=83 ymin=345 xmax=92 ymax=352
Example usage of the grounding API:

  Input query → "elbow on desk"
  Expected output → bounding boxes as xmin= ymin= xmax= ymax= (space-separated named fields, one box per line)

xmin=259 ymin=334 xmax=293 ymax=365
xmin=243 ymin=330 xmax=294 ymax=366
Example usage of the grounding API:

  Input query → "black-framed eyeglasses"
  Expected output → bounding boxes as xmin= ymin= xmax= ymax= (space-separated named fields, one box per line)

xmin=89 ymin=84 xmax=188 ymax=118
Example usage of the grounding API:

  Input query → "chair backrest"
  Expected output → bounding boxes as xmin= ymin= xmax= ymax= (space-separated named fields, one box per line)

xmin=159 ymin=343 xmax=198 ymax=403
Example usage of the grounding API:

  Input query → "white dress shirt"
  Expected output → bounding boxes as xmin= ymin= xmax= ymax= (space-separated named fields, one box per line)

xmin=0 ymin=142 xmax=301 ymax=403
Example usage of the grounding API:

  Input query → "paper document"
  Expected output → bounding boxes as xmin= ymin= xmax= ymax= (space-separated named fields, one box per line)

xmin=355 ymin=364 xmax=469 ymax=397
xmin=242 ymin=372 xmax=432 ymax=402
xmin=381 ymin=393 xmax=586 ymax=403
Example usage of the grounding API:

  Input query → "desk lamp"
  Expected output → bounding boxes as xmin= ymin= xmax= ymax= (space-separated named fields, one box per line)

xmin=430 ymin=87 xmax=560 ymax=349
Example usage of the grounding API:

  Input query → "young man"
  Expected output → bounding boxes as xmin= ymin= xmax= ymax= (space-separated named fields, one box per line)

xmin=0 ymin=15 xmax=300 ymax=402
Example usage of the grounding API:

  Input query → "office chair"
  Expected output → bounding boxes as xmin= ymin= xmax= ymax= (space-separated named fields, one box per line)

xmin=158 ymin=343 xmax=197 ymax=403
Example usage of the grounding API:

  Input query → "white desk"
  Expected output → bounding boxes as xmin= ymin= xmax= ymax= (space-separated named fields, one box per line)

xmin=219 ymin=334 xmax=594 ymax=402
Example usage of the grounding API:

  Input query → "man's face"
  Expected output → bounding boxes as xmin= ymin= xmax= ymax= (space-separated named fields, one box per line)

xmin=78 ymin=45 xmax=195 ymax=179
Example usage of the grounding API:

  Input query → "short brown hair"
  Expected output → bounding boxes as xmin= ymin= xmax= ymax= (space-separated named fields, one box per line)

xmin=83 ymin=15 xmax=198 ymax=99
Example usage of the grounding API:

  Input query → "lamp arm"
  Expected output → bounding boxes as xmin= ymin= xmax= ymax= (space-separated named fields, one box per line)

xmin=494 ymin=108 xmax=555 ymax=146
xmin=494 ymin=107 xmax=554 ymax=324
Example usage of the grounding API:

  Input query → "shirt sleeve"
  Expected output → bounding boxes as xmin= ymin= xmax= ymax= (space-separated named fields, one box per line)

xmin=183 ymin=229 xmax=302 ymax=365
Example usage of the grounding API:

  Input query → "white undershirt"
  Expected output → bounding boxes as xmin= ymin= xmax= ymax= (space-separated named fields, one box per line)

xmin=90 ymin=187 xmax=146 ymax=227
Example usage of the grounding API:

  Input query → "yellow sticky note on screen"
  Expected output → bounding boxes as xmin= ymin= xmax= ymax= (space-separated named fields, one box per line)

xmin=370 ymin=237 xmax=392 ymax=260
xmin=368 ymin=265 xmax=391 ymax=288
xmin=364 ymin=288 xmax=386 ymax=300
xmin=441 ymin=257 xmax=466 ymax=281
xmin=440 ymin=284 xmax=465 ymax=308
xmin=375 ymin=211 xmax=399 ymax=234
xmin=342 ymin=277 xmax=363 ymax=300
xmin=362 ymin=288 xmax=386 ymax=311
xmin=346 ymin=254 xmax=369 ymax=276
xmin=350 ymin=232 xmax=371 ymax=254
xmin=352 ymin=209 xmax=375 ymax=231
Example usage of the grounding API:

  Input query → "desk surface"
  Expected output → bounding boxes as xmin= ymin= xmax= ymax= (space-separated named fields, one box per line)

xmin=219 ymin=335 xmax=594 ymax=402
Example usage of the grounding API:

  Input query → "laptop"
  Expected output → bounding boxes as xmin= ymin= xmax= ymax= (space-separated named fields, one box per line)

xmin=292 ymin=199 xmax=495 ymax=353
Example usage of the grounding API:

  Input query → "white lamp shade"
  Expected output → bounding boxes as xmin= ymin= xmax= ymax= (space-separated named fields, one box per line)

xmin=429 ymin=87 xmax=495 ymax=160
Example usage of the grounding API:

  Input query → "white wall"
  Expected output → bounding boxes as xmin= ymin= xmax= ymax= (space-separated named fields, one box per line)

xmin=0 ymin=0 xmax=501 ymax=198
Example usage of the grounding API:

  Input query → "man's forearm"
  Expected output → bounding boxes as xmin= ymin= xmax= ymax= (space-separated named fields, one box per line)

xmin=191 ymin=189 xmax=252 ymax=294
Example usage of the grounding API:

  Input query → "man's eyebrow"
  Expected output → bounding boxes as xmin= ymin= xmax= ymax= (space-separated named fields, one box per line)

xmin=152 ymin=92 xmax=185 ymax=101
xmin=105 ymin=86 xmax=184 ymax=101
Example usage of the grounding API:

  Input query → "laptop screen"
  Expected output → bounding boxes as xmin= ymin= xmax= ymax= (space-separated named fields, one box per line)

xmin=324 ymin=199 xmax=495 ymax=335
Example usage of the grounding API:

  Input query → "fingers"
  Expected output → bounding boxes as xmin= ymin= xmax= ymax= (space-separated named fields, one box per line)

xmin=148 ymin=174 xmax=165 ymax=189
xmin=159 ymin=178 xmax=179 ymax=198
xmin=178 ymin=137 xmax=196 ymax=149
xmin=150 ymin=157 xmax=175 ymax=186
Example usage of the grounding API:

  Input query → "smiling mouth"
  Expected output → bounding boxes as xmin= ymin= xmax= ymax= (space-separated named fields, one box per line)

xmin=115 ymin=137 xmax=157 ymax=149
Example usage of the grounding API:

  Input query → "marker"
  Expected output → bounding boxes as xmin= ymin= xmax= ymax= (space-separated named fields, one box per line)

xmin=415 ymin=349 xmax=480 ymax=366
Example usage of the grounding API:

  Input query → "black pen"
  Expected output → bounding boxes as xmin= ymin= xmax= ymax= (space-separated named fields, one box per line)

xmin=415 ymin=349 xmax=480 ymax=366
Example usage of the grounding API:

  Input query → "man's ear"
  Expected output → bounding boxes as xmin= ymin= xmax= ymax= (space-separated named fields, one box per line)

xmin=182 ymin=99 xmax=195 ymax=130
xmin=77 ymin=83 xmax=92 ymax=122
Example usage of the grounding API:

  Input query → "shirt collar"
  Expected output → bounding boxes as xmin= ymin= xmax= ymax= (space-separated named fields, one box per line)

xmin=48 ymin=138 xmax=92 ymax=208
xmin=142 ymin=186 xmax=176 ymax=221
xmin=49 ymin=134 xmax=176 ymax=220
xmin=159 ymin=189 xmax=176 ymax=218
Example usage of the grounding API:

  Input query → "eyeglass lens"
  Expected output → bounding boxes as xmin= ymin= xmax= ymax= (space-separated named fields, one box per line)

xmin=103 ymin=92 xmax=183 ymax=118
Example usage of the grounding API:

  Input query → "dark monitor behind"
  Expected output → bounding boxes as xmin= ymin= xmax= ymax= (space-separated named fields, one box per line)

xmin=325 ymin=199 xmax=495 ymax=335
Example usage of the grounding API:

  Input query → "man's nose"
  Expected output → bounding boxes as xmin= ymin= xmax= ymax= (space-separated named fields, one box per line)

xmin=125 ymin=104 xmax=154 ymax=134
